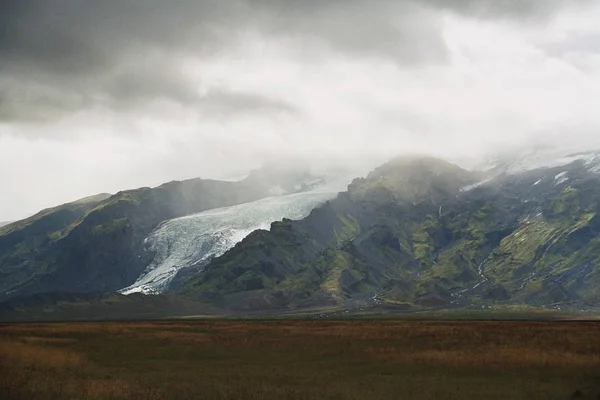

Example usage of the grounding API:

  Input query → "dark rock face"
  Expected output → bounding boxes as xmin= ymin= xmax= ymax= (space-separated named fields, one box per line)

xmin=180 ymin=155 xmax=600 ymax=311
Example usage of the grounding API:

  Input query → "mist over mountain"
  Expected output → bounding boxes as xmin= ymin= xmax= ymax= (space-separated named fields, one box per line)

xmin=2 ymin=0 xmax=600 ymax=223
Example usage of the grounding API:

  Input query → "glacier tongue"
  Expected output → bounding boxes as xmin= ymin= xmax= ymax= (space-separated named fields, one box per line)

xmin=119 ymin=179 xmax=350 ymax=295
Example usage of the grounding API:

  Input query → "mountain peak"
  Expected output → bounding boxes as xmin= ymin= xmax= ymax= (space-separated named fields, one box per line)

xmin=348 ymin=155 xmax=478 ymax=203
xmin=371 ymin=155 xmax=472 ymax=177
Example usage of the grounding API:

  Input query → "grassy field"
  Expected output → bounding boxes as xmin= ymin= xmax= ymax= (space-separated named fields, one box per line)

xmin=1 ymin=320 xmax=599 ymax=399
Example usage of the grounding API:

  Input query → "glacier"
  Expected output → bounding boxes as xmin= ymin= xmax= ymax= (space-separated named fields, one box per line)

xmin=119 ymin=178 xmax=351 ymax=295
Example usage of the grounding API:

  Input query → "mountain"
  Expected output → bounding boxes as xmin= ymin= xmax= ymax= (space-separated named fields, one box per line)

xmin=179 ymin=153 xmax=600 ymax=312
xmin=0 ymin=221 xmax=13 ymax=228
xmin=0 ymin=166 xmax=332 ymax=301
xmin=5 ymin=150 xmax=600 ymax=319
xmin=0 ymin=194 xmax=111 ymax=298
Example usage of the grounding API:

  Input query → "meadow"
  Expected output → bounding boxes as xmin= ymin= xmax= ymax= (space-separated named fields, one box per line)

xmin=1 ymin=319 xmax=599 ymax=399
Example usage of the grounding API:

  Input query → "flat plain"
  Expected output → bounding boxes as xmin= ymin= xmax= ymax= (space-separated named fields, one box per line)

xmin=1 ymin=319 xmax=599 ymax=399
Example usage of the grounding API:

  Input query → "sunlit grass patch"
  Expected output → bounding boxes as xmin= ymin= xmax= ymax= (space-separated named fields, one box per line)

xmin=0 ymin=339 xmax=85 ymax=368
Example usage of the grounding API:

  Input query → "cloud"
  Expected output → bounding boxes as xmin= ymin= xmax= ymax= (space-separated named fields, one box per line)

xmin=0 ymin=0 xmax=599 ymax=220
xmin=5 ymin=0 xmax=583 ymax=123
xmin=0 ymin=52 xmax=297 ymax=123
xmin=0 ymin=0 xmax=302 ymax=122
xmin=424 ymin=0 xmax=591 ymax=18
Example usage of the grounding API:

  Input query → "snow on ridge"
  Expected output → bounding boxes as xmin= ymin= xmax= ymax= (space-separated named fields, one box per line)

xmin=484 ymin=148 xmax=600 ymax=176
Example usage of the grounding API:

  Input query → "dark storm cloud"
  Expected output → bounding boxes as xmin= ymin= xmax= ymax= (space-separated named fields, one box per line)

xmin=0 ymin=0 xmax=588 ymax=123
xmin=0 ymin=0 xmax=291 ymax=122
xmin=1 ymin=0 xmax=440 ymax=74
xmin=0 ymin=70 xmax=297 ymax=123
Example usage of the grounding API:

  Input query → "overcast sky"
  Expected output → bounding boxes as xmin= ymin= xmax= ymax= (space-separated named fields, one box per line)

xmin=1 ymin=0 xmax=600 ymax=220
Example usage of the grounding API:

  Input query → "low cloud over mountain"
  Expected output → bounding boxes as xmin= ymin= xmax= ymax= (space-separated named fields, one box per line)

xmin=1 ymin=0 xmax=599 ymax=221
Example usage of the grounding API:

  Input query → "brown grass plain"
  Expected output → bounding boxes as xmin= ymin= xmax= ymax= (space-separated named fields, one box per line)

xmin=1 ymin=320 xmax=599 ymax=399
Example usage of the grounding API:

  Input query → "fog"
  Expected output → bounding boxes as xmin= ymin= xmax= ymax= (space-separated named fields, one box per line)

xmin=1 ymin=0 xmax=600 ymax=220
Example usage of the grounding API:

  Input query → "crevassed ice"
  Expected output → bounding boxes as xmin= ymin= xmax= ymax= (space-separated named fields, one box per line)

xmin=119 ymin=178 xmax=351 ymax=295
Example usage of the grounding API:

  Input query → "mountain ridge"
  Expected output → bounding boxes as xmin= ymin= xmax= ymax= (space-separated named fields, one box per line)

xmin=0 ymin=166 xmax=332 ymax=302
xmin=4 ymin=151 xmax=600 ymax=318
xmin=179 ymin=154 xmax=600 ymax=312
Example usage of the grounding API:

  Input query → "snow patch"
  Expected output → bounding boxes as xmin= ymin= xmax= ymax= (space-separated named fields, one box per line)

xmin=460 ymin=177 xmax=492 ymax=192
xmin=554 ymin=171 xmax=569 ymax=185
